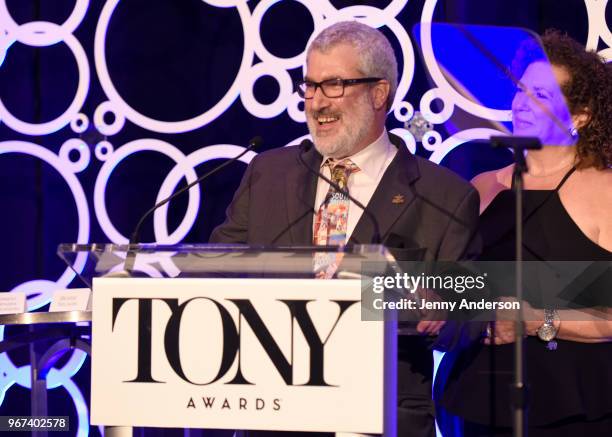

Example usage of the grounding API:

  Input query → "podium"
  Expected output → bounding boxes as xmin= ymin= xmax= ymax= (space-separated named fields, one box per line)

xmin=57 ymin=243 xmax=399 ymax=436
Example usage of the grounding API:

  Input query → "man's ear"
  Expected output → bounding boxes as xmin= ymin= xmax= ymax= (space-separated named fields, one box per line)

xmin=371 ymin=80 xmax=390 ymax=110
xmin=572 ymin=107 xmax=591 ymax=130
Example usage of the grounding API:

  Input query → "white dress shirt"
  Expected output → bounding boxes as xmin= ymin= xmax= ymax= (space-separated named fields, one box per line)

xmin=313 ymin=129 xmax=397 ymax=240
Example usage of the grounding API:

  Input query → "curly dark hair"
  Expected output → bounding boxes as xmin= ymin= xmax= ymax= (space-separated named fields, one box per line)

xmin=511 ymin=30 xmax=612 ymax=169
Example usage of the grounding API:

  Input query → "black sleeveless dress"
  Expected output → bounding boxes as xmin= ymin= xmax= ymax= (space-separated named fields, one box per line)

xmin=438 ymin=168 xmax=612 ymax=436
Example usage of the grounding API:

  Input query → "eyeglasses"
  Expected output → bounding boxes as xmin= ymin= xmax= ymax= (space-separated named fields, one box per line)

xmin=296 ymin=77 xmax=382 ymax=99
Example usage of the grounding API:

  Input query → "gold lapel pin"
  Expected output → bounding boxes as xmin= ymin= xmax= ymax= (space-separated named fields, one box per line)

xmin=392 ymin=194 xmax=405 ymax=204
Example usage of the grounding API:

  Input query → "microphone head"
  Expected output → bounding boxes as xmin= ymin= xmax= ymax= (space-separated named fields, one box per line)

xmin=248 ymin=136 xmax=264 ymax=149
xmin=299 ymin=138 xmax=314 ymax=152
xmin=490 ymin=135 xmax=542 ymax=150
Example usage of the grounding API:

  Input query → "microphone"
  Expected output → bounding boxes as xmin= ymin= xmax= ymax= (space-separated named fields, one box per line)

xmin=490 ymin=135 xmax=542 ymax=150
xmin=297 ymin=139 xmax=381 ymax=244
xmin=125 ymin=136 xmax=263 ymax=271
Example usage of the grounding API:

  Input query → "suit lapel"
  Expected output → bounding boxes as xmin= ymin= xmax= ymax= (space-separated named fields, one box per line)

xmin=349 ymin=135 xmax=420 ymax=245
xmin=284 ymin=145 xmax=322 ymax=245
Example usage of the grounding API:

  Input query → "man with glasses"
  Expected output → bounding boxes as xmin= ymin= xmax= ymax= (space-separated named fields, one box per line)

xmin=211 ymin=21 xmax=480 ymax=437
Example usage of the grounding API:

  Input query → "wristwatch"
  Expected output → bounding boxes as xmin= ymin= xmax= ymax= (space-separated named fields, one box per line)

xmin=537 ymin=309 xmax=560 ymax=342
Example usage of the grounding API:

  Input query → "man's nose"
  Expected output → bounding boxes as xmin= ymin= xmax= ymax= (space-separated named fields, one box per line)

xmin=310 ymin=86 xmax=330 ymax=111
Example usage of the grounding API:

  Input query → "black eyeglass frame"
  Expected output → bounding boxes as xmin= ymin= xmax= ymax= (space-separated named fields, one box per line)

xmin=296 ymin=77 xmax=383 ymax=99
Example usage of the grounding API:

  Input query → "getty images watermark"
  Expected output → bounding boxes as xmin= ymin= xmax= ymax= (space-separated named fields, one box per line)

xmin=370 ymin=271 xmax=519 ymax=312
xmin=360 ymin=261 xmax=612 ymax=322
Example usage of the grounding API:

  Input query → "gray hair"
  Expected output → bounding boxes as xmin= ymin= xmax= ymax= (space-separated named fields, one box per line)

xmin=307 ymin=21 xmax=399 ymax=110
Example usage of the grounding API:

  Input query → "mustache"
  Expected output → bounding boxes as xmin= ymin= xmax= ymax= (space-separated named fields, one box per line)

xmin=309 ymin=110 xmax=341 ymax=119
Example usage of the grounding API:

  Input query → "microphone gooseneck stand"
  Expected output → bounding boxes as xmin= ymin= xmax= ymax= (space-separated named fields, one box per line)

xmin=123 ymin=136 xmax=263 ymax=273
xmin=491 ymin=135 xmax=542 ymax=437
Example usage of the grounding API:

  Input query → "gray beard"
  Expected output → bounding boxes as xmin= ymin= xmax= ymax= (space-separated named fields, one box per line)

xmin=308 ymin=98 xmax=376 ymax=159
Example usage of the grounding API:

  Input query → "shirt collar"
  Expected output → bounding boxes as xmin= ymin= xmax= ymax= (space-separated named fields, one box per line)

xmin=320 ymin=129 xmax=394 ymax=181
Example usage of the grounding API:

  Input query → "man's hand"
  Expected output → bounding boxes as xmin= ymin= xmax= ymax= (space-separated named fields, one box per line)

xmin=416 ymin=320 xmax=446 ymax=335
xmin=414 ymin=288 xmax=446 ymax=335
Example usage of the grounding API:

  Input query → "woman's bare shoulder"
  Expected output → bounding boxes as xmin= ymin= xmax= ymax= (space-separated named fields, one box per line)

xmin=571 ymin=167 xmax=612 ymax=250
xmin=471 ymin=165 xmax=512 ymax=191
xmin=471 ymin=165 xmax=513 ymax=212
xmin=574 ymin=167 xmax=612 ymax=199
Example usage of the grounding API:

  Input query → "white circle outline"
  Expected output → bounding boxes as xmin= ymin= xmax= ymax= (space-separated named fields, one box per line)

xmin=421 ymin=130 xmax=442 ymax=152
xmin=251 ymin=0 xmax=328 ymax=70
xmin=383 ymin=0 xmax=411 ymax=19
xmin=0 ymin=0 xmax=89 ymax=43
xmin=420 ymin=87 xmax=453 ymax=124
xmin=420 ymin=1 xmax=512 ymax=121
xmin=240 ymin=63 xmax=293 ymax=118
xmin=154 ymin=145 xmax=256 ymax=243
xmin=59 ymin=139 xmax=91 ymax=173
xmin=94 ymin=0 xmax=255 ymax=133
xmin=287 ymin=91 xmax=306 ymax=123
xmin=393 ymin=101 xmax=415 ymax=122
xmin=93 ymin=101 xmax=125 ymax=136
xmin=203 ymin=0 xmax=250 ymax=7
xmin=0 ymin=26 xmax=90 ymax=135
xmin=70 ymin=113 xmax=89 ymax=133
xmin=0 ymin=142 xmax=89 ymax=296
xmin=93 ymin=139 xmax=199 ymax=244
xmin=95 ymin=141 xmax=114 ymax=161
xmin=585 ymin=0 xmax=612 ymax=51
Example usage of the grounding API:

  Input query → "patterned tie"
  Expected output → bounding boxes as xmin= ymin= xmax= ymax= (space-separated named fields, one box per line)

xmin=313 ymin=158 xmax=359 ymax=277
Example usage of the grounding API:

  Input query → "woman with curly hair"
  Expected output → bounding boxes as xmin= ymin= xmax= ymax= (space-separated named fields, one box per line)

xmin=437 ymin=30 xmax=612 ymax=436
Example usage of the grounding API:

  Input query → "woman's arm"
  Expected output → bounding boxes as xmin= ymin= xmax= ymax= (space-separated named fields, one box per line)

xmin=485 ymin=306 xmax=612 ymax=345
xmin=525 ymin=307 xmax=612 ymax=343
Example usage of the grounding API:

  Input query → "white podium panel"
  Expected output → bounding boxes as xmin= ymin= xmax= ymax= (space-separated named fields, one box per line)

xmin=91 ymin=277 xmax=385 ymax=434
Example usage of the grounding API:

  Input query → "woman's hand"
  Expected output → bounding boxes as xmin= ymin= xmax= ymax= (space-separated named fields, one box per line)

xmin=483 ymin=300 xmax=544 ymax=345
xmin=483 ymin=320 xmax=518 ymax=345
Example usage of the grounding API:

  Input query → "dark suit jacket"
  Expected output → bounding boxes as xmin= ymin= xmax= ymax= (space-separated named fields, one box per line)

xmin=208 ymin=133 xmax=480 ymax=437
xmin=210 ymin=134 xmax=480 ymax=262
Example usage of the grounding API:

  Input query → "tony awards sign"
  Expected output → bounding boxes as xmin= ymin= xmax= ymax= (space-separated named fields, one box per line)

xmin=91 ymin=278 xmax=386 ymax=433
